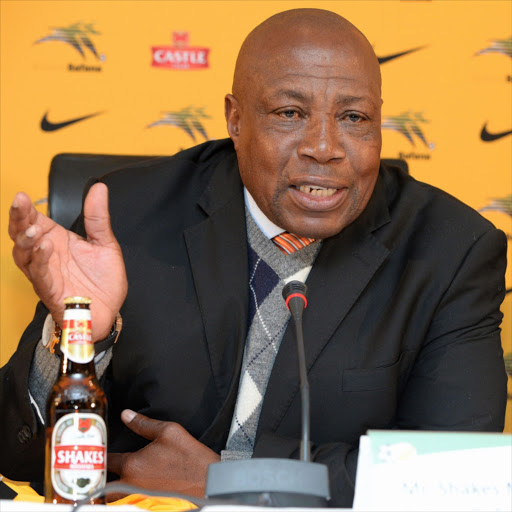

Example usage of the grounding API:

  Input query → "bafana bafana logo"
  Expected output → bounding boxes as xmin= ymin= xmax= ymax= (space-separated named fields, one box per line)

xmin=475 ymin=37 xmax=512 ymax=59
xmin=382 ymin=112 xmax=432 ymax=148
xmin=382 ymin=111 xmax=433 ymax=161
xmin=479 ymin=195 xmax=512 ymax=218
xmin=147 ymin=106 xmax=210 ymax=141
xmin=34 ymin=22 xmax=105 ymax=71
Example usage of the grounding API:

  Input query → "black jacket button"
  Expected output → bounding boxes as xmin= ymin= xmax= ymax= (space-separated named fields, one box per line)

xmin=17 ymin=425 xmax=32 ymax=443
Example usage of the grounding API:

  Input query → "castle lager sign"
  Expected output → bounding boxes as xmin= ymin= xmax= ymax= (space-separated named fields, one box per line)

xmin=151 ymin=31 xmax=210 ymax=70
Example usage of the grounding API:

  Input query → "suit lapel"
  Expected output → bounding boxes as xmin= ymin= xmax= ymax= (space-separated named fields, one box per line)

xmin=184 ymin=153 xmax=249 ymax=448
xmin=258 ymin=173 xmax=392 ymax=434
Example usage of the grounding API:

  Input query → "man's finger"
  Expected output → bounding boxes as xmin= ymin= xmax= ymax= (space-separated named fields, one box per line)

xmin=120 ymin=409 xmax=168 ymax=441
xmin=8 ymin=193 xmax=37 ymax=240
xmin=84 ymin=182 xmax=116 ymax=247
xmin=12 ymin=225 xmax=43 ymax=274
xmin=29 ymin=238 xmax=54 ymax=283
xmin=107 ymin=452 xmax=126 ymax=476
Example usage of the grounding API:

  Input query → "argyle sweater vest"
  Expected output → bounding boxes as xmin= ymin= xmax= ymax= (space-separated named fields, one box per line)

xmin=222 ymin=210 xmax=321 ymax=461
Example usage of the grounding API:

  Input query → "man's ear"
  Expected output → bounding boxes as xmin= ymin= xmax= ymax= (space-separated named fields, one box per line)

xmin=225 ymin=94 xmax=240 ymax=147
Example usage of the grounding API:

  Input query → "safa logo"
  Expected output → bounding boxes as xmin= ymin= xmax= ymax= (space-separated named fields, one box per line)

xmin=479 ymin=195 xmax=512 ymax=245
xmin=479 ymin=195 xmax=512 ymax=218
xmin=475 ymin=37 xmax=512 ymax=59
xmin=475 ymin=37 xmax=512 ymax=137
xmin=34 ymin=22 xmax=105 ymax=72
xmin=151 ymin=32 xmax=210 ymax=70
xmin=382 ymin=112 xmax=433 ymax=161
xmin=147 ymin=106 xmax=211 ymax=141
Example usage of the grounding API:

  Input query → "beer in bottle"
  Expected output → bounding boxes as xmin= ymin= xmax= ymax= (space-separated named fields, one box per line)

xmin=45 ymin=297 xmax=107 ymax=505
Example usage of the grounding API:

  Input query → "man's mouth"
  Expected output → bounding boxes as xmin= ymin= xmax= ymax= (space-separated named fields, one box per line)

xmin=297 ymin=185 xmax=337 ymax=197
xmin=290 ymin=183 xmax=347 ymax=212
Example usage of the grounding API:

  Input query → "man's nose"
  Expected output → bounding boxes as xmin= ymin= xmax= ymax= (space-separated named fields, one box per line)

xmin=298 ymin=116 xmax=345 ymax=163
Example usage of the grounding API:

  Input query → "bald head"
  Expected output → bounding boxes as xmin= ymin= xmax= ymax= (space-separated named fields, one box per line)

xmin=225 ymin=8 xmax=383 ymax=239
xmin=232 ymin=8 xmax=381 ymax=100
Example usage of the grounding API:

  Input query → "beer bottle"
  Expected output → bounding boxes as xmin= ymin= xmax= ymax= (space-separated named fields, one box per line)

xmin=45 ymin=297 xmax=107 ymax=505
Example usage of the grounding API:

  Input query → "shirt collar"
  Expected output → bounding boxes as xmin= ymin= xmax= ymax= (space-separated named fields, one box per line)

xmin=244 ymin=188 xmax=285 ymax=239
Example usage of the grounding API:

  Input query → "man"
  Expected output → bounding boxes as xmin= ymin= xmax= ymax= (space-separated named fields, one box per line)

xmin=1 ymin=8 xmax=507 ymax=507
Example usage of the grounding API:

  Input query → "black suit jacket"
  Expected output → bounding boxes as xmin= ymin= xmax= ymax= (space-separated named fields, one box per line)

xmin=0 ymin=139 xmax=507 ymax=507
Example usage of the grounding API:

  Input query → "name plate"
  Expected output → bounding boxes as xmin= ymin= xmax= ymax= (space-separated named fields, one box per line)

xmin=353 ymin=430 xmax=512 ymax=511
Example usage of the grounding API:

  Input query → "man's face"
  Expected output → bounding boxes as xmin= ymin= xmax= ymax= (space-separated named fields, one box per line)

xmin=226 ymin=36 xmax=382 ymax=239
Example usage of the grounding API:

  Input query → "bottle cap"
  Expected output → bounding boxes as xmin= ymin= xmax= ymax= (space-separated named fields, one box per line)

xmin=64 ymin=296 xmax=92 ymax=305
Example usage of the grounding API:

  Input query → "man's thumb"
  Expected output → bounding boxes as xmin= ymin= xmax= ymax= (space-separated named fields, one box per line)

xmin=121 ymin=409 xmax=167 ymax=441
xmin=84 ymin=182 xmax=115 ymax=245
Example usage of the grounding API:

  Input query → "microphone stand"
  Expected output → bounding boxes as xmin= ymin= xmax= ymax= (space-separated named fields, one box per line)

xmin=284 ymin=280 xmax=311 ymax=463
xmin=205 ymin=281 xmax=330 ymax=507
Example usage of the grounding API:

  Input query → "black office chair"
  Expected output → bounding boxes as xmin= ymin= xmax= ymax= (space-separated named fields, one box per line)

xmin=48 ymin=153 xmax=160 ymax=229
xmin=48 ymin=153 xmax=409 ymax=229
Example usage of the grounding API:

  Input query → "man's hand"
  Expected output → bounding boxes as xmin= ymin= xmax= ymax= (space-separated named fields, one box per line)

xmin=108 ymin=410 xmax=220 ymax=498
xmin=9 ymin=182 xmax=128 ymax=340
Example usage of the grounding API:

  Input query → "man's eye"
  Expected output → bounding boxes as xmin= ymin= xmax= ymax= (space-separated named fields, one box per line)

xmin=346 ymin=113 xmax=363 ymax=123
xmin=279 ymin=110 xmax=299 ymax=119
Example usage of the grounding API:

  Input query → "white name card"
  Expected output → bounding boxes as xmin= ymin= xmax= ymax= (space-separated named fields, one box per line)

xmin=353 ymin=430 xmax=512 ymax=511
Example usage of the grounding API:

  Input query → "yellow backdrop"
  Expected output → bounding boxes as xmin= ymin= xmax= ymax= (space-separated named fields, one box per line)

xmin=1 ymin=0 xmax=511 ymax=429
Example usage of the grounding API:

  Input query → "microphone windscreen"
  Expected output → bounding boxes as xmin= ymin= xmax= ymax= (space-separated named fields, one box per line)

xmin=282 ymin=280 xmax=308 ymax=301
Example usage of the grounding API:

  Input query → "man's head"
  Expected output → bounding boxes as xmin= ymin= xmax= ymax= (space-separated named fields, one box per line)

xmin=225 ymin=8 xmax=382 ymax=239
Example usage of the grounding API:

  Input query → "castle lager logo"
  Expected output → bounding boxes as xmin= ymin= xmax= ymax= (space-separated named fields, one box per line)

xmin=60 ymin=308 xmax=94 ymax=363
xmin=34 ymin=22 xmax=104 ymax=72
xmin=151 ymin=31 xmax=210 ymax=70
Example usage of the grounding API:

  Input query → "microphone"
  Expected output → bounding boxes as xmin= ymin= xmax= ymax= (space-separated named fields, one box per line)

xmin=282 ymin=280 xmax=310 ymax=463
xmin=205 ymin=281 xmax=330 ymax=507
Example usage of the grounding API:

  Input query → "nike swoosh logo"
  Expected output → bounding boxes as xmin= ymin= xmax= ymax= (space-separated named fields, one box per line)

xmin=40 ymin=111 xmax=103 ymax=131
xmin=480 ymin=123 xmax=512 ymax=142
xmin=377 ymin=46 xmax=424 ymax=64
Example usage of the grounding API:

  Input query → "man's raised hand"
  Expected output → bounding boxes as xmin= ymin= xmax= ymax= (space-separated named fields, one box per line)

xmin=9 ymin=182 xmax=128 ymax=341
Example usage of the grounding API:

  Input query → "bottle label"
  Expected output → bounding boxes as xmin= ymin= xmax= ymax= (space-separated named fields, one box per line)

xmin=60 ymin=309 xmax=94 ymax=363
xmin=51 ymin=412 xmax=107 ymax=501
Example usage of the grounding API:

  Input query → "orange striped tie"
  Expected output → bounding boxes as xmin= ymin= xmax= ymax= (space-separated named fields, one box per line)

xmin=272 ymin=232 xmax=315 ymax=255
